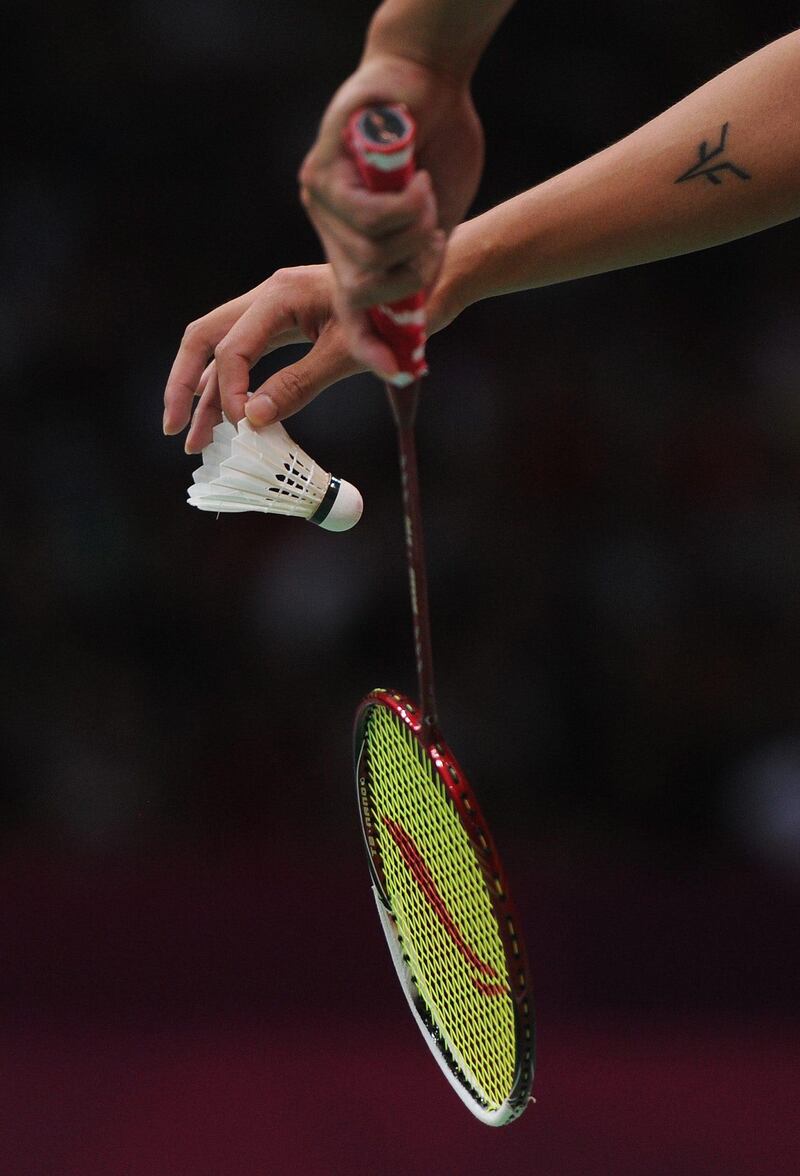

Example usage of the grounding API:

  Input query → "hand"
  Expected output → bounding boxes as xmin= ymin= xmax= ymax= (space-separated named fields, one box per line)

xmin=299 ymin=53 xmax=483 ymax=379
xmin=162 ymin=265 xmax=362 ymax=453
xmin=162 ymin=250 xmax=466 ymax=452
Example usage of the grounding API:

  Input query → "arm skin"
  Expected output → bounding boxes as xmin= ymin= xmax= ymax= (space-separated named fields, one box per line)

xmin=362 ymin=0 xmax=518 ymax=84
xmin=297 ymin=1 xmax=515 ymax=380
xmin=163 ymin=30 xmax=800 ymax=446
xmin=432 ymin=30 xmax=800 ymax=327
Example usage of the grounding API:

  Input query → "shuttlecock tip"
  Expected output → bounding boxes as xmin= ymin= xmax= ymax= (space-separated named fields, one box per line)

xmin=318 ymin=478 xmax=363 ymax=532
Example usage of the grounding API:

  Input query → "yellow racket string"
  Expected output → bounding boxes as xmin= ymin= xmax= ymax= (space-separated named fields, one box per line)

xmin=365 ymin=705 xmax=517 ymax=1109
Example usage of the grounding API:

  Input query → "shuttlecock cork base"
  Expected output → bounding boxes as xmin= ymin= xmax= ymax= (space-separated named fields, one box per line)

xmin=188 ymin=419 xmax=363 ymax=532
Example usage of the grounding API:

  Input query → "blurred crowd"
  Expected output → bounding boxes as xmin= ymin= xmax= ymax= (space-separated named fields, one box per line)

xmin=4 ymin=0 xmax=800 ymax=882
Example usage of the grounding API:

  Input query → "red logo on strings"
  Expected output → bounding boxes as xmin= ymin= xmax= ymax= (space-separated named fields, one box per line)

xmin=381 ymin=816 xmax=508 ymax=997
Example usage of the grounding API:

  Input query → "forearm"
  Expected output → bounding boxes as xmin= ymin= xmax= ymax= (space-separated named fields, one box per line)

xmin=364 ymin=0 xmax=516 ymax=83
xmin=436 ymin=30 xmax=800 ymax=320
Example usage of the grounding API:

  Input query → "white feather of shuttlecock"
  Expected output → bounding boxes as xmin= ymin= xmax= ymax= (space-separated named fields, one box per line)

xmin=187 ymin=418 xmax=362 ymax=531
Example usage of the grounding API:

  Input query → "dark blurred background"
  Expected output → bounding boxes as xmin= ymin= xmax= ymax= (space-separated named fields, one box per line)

xmin=3 ymin=2 xmax=799 ymax=1172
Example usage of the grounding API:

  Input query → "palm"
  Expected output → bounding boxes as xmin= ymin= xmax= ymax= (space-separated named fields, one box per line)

xmin=414 ymin=89 xmax=484 ymax=231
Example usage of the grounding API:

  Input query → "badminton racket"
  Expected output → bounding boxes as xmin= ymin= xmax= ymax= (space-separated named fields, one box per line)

xmin=348 ymin=105 xmax=535 ymax=1126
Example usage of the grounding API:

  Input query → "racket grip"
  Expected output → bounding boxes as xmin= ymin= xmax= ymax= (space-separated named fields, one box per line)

xmin=345 ymin=105 xmax=428 ymax=385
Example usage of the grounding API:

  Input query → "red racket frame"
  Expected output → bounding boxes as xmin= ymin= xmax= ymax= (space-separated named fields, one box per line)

xmin=354 ymin=688 xmax=535 ymax=1121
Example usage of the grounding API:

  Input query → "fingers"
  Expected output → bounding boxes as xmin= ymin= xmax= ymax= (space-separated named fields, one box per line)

xmin=196 ymin=361 xmax=215 ymax=399
xmin=302 ymin=158 xmax=435 ymax=240
xmin=322 ymin=223 xmax=443 ymax=379
xmin=213 ymin=284 xmax=303 ymax=425
xmin=307 ymin=191 xmax=444 ymax=309
xmin=302 ymin=167 xmax=440 ymax=312
xmin=245 ymin=327 xmax=362 ymax=427
xmin=309 ymin=191 xmax=437 ymax=274
xmin=185 ymin=320 xmax=357 ymax=447
xmin=338 ymin=231 xmax=446 ymax=311
xmin=165 ymin=266 xmax=351 ymax=451
xmin=165 ymin=273 xmax=313 ymax=442
xmin=302 ymin=219 xmax=440 ymax=379
xmin=184 ymin=364 xmax=222 ymax=454
xmin=163 ymin=290 xmax=255 ymax=435
xmin=335 ymin=298 xmax=414 ymax=382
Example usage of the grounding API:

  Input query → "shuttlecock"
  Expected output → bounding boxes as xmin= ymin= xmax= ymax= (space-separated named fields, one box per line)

xmin=187 ymin=418 xmax=363 ymax=531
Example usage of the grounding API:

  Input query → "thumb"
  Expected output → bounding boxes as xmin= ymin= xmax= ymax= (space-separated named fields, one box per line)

xmin=244 ymin=331 xmax=361 ymax=426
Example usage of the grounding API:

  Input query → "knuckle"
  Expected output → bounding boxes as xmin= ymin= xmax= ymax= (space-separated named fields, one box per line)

xmin=382 ymin=236 xmax=417 ymax=269
xmin=355 ymin=205 xmax=387 ymax=238
xmin=270 ymin=266 xmax=294 ymax=288
xmin=349 ymin=283 xmax=387 ymax=310
xmin=181 ymin=319 xmax=206 ymax=346
xmin=381 ymin=271 xmax=419 ymax=304
xmin=347 ymin=238 xmax=381 ymax=271
xmin=419 ymin=202 xmax=438 ymax=234
xmin=198 ymin=375 xmax=220 ymax=405
xmin=277 ymin=367 xmax=308 ymax=408
xmin=340 ymin=271 xmax=374 ymax=302
xmin=298 ymin=153 xmax=315 ymax=187
xmin=338 ymin=269 xmax=361 ymax=297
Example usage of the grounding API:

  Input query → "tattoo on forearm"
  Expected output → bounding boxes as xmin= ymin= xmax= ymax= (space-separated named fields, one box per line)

xmin=675 ymin=123 xmax=751 ymax=186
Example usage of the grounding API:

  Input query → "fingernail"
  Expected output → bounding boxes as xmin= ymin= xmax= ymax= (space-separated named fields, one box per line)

xmin=162 ymin=411 xmax=170 ymax=435
xmin=245 ymin=394 xmax=278 ymax=425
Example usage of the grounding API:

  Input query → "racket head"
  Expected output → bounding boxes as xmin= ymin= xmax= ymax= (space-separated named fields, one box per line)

xmin=354 ymin=688 xmax=535 ymax=1125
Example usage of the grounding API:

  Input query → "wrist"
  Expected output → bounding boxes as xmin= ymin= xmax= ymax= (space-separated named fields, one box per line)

xmin=427 ymin=223 xmax=480 ymax=333
xmin=364 ymin=9 xmax=480 ymax=87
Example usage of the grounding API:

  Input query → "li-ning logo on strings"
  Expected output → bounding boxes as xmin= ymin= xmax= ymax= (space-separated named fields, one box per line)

xmin=675 ymin=123 xmax=751 ymax=186
xmin=382 ymin=816 xmax=509 ymax=997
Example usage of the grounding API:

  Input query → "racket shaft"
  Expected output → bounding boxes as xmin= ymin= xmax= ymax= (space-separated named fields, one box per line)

xmin=389 ymin=381 xmax=438 ymax=731
xmin=345 ymin=105 xmax=438 ymax=729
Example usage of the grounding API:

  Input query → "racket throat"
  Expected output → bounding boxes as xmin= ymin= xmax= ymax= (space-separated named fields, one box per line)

xmin=386 ymin=380 xmax=420 ymax=431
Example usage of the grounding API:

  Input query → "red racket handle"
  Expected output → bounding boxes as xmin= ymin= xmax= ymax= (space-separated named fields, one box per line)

xmin=345 ymin=105 xmax=428 ymax=385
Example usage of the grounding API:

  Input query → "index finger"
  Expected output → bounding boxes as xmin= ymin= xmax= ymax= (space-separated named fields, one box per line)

xmin=214 ymin=290 xmax=309 ymax=424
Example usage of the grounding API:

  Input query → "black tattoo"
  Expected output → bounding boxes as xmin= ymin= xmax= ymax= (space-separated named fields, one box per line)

xmin=675 ymin=123 xmax=751 ymax=186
